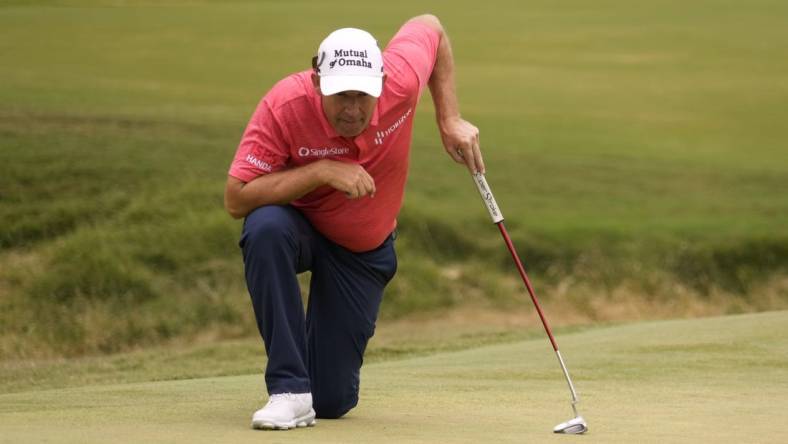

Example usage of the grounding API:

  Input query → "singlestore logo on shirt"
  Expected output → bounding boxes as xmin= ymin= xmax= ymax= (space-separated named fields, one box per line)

xmin=297 ymin=146 xmax=352 ymax=158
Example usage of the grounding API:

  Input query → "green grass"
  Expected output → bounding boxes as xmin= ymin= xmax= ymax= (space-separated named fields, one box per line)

xmin=1 ymin=0 xmax=787 ymax=357
xmin=1 ymin=311 xmax=786 ymax=443
xmin=0 ymin=312 xmax=548 ymax=394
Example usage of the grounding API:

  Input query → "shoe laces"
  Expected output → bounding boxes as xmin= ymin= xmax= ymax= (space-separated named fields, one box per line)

xmin=267 ymin=393 xmax=302 ymax=404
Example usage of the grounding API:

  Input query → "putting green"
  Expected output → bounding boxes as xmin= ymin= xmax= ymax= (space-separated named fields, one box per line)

xmin=2 ymin=311 xmax=786 ymax=443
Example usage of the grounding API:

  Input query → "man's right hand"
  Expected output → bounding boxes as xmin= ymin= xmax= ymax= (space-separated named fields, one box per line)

xmin=316 ymin=159 xmax=376 ymax=199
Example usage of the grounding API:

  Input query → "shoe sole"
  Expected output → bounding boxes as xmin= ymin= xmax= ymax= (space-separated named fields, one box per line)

xmin=252 ymin=413 xmax=316 ymax=431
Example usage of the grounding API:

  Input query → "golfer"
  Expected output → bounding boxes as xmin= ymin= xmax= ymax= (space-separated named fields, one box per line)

xmin=224 ymin=14 xmax=484 ymax=430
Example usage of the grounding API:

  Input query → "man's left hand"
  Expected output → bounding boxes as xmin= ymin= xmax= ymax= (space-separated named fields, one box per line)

xmin=439 ymin=116 xmax=485 ymax=174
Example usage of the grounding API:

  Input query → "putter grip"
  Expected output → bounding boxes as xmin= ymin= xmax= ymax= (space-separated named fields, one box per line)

xmin=472 ymin=172 xmax=504 ymax=223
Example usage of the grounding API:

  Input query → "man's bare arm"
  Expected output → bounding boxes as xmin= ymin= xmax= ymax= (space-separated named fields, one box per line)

xmin=410 ymin=14 xmax=484 ymax=174
xmin=224 ymin=160 xmax=376 ymax=219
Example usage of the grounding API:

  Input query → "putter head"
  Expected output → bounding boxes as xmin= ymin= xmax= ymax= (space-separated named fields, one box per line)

xmin=553 ymin=416 xmax=587 ymax=434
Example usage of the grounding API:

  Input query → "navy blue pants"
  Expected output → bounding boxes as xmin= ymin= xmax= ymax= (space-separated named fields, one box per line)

xmin=240 ymin=205 xmax=397 ymax=419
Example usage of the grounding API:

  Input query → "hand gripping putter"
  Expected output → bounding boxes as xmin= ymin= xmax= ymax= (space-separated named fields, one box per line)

xmin=471 ymin=172 xmax=588 ymax=434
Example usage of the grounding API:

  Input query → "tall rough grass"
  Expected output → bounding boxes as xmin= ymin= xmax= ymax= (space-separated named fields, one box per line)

xmin=2 ymin=0 xmax=788 ymax=358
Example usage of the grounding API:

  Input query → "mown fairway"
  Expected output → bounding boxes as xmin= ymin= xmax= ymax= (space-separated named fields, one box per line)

xmin=3 ymin=0 xmax=785 ymax=240
xmin=1 ymin=311 xmax=786 ymax=443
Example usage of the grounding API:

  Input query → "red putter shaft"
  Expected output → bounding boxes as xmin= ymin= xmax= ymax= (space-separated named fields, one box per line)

xmin=496 ymin=221 xmax=559 ymax=352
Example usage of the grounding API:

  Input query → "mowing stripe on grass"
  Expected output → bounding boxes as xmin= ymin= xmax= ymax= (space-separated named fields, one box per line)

xmin=1 ymin=311 xmax=786 ymax=443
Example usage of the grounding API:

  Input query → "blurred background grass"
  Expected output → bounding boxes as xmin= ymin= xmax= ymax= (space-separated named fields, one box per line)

xmin=1 ymin=0 xmax=786 ymax=359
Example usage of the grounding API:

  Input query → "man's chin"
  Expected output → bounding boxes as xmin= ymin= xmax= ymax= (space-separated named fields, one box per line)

xmin=336 ymin=123 xmax=366 ymax=138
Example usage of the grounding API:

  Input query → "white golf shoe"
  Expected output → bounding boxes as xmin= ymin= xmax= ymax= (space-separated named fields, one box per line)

xmin=251 ymin=392 xmax=316 ymax=430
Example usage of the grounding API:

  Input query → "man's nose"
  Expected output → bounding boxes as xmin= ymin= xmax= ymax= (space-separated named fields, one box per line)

xmin=342 ymin=98 xmax=362 ymax=115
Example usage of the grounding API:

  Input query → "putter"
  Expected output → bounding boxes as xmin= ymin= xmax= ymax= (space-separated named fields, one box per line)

xmin=471 ymin=171 xmax=588 ymax=435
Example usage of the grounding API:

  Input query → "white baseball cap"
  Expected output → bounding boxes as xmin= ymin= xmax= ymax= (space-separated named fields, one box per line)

xmin=314 ymin=28 xmax=384 ymax=98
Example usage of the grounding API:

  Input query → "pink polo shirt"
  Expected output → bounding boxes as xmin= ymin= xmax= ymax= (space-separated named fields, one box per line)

xmin=229 ymin=22 xmax=440 ymax=252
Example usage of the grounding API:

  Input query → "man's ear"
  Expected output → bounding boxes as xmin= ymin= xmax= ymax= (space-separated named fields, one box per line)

xmin=311 ymin=72 xmax=321 ymax=94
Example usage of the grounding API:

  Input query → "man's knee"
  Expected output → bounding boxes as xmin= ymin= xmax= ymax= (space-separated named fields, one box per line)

xmin=313 ymin=392 xmax=358 ymax=419
xmin=240 ymin=205 xmax=296 ymax=252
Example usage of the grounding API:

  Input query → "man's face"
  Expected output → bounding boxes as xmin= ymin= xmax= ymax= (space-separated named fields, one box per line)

xmin=321 ymin=91 xmax=377 ymax=138
xmin=311 ymin=73 xmax=379 ymax=138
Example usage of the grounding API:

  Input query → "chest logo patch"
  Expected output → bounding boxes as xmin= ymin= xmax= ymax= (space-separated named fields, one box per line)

xmin=374 ymin=108 xmax=412 ymax=145
xmin=297 ymin=146 xmax=351 ymax=158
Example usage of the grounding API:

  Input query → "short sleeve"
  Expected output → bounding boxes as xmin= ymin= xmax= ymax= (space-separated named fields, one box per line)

xmin=383 ymin=21 xmax=441 ymax=96
xmin=228 ymin=99 xmax=290 ymax=183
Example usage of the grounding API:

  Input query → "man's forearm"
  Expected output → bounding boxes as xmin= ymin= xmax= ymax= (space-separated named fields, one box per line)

xmin=225 ymin=163 xmax=324 ymax=219
xmin=225 ymin=159 xmax=377 ymax=219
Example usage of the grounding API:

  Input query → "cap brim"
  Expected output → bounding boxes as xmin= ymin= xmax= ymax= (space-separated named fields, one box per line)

xmin=320 ymin=75 xmax=382 ymax=98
